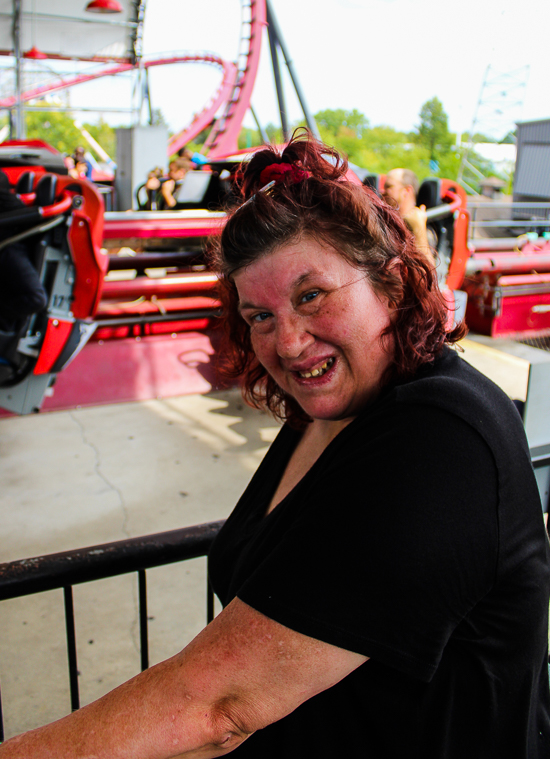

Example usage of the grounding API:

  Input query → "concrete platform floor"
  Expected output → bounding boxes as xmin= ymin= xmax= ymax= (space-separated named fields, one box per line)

xmin=0 ymin=388 xmax=281 ymax=739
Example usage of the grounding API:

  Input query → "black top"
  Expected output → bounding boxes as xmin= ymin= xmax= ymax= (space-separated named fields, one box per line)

xmin=208 ymin=348 xmax=550 ymax=758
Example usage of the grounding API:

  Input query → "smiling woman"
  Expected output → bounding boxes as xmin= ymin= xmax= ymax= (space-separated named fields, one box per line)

xmin=1 ymin=130 xmax=549 ymax=759
xmin=206 ymin=129 xmax=550 ymax=757
xmin=233 ymin=238 xmax=395 ymax=424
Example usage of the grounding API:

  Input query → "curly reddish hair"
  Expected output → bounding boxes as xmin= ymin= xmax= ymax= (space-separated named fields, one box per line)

xmin=209 ymin=129 xmax=466 ymax=426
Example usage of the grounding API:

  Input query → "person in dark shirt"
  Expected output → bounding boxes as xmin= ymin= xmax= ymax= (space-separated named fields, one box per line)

xmin=1 ymin=131 xmax=548 ymax=759
xmin=72 ymin=146 xmax=93 ymax=179
xmin=0 ymin=168 xmax=26 ymax=213
xmin=0 ymin=170 xmax=48 ymax=335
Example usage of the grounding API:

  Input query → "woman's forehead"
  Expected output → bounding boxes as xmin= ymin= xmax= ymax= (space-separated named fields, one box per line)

xmin=234 ymin=240 xmax=363 ymax=303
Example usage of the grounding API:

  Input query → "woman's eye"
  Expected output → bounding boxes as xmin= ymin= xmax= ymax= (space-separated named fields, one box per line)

xmin=300 ymin=290 xmax=320 ymax=304
xmin=251 ymin=312 xmax=271 ymax=323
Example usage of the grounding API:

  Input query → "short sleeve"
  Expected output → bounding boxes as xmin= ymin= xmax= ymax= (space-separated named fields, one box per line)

xmin=237 ymin=403 xmax=499 ymax=682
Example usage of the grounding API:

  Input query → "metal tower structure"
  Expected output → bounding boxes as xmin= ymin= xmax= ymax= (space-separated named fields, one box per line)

xmin=458 ymin=64 xmax=530 ymax=193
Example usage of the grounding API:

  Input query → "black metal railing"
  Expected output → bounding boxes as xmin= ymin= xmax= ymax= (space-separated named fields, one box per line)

xmin=0 ymin=519 xmax=224 ymax=741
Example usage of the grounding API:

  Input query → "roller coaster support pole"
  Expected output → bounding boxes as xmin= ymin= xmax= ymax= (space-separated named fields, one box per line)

xmin=11 ymin=0 xmax=24 ymax=139
xmin=265 ymin=0 xmax=320 ymax=140
xmin=250 ymin=105 xmax=270 ymax=144
xmin=144 ymin=68 xmax=154 ymax=126
xmin=267 ymin=14 xmax=289 ymax=141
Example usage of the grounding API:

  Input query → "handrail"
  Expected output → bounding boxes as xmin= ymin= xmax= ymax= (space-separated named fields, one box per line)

xmin=1 ymin=439 xmax=549 ymax=742
xmin=466 ymin=253 xmax=550 ymax=276
xmin=0 ymin=521 xmax=225 ymax=739
xmin=471 ymin=219 xmax=550 ymax=229
xmin=0 ymin=214 xmax=65 ymax=253
xmin=39 ymin=191 xmax=73 ymax=217
xmin=467 ymin=200 xmax=550 ymax=241
xmin=468 ymin=201 xmax=550 ymax=210
xmin=0 ymin=520 xmax=224 ymax=602
xmin=425 ymin=191 xmax=463 ymax=222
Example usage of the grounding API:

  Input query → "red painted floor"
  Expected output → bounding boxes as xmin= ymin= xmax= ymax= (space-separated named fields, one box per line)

xmin=39 ymin=330 xmax=225 ymax=412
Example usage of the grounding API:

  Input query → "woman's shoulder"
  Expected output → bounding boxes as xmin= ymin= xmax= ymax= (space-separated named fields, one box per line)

xmin=331 ymin=347 xmax=526 ymax=462
xmin=387 ymin=347 xmax=532 ymax=467
xmin=395 ymin=348 xmax=522 ymax=425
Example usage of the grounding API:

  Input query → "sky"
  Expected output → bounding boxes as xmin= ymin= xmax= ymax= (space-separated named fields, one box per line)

xmin=23 ymin=0 xmax=550 ymax=142
xmin=137 ymin=0 xmax=549 ymax=140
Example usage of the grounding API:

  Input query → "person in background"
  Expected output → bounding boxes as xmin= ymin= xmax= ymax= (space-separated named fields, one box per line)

xmin=159 ymin=158 xmax=191 ymax=209
xmin=383 ymin=167 xmax=435 ymax=264
xmin=63 ymin=155 xmax=79 ymax=178
xmin=0 ymin=131 xmax=548 ymax=759
xmin=72 ymin=147 xmax=93 ymax=180
xmin=177 ymin=145 xmax=209 ymax=167
xmin=0 ymin=170 xmax=48 ymax=338
xmin=141 ymin=166 xmax=164 ymax=210
xmin=146 ymin=166 xmax=164 ymax=189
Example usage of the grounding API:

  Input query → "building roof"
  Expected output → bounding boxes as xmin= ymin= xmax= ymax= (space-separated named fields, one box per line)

xmin=0 ymin=0 xmax=145 ymax=63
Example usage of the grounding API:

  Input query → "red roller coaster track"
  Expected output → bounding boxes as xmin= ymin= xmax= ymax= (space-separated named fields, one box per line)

xmin=1 ymin=0 xmax=267 ymax=158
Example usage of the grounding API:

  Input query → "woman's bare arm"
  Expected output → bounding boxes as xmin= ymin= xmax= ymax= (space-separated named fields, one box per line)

xmin=161 ymin=179 xmax=177 ymax=208
xmin=0 ymin=598 xmax=367 ymax=758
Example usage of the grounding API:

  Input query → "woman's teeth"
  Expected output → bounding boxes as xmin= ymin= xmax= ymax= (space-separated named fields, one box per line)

xmin=298 ymin=357 xmax=335 ymax=379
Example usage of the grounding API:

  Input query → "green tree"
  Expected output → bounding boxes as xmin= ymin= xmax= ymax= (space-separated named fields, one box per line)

xmin=500 ymin=129 xmax=516 ymax=145
xmin=415 ymin=97 xmax=453 ymax=161
xmin=460 ymin=130 xmax=496 ymax=144
xmin=25 ymin=107 xmax=83 ymax=155
xmin=84 ymin=118 xmax=116 ymax=161
xmin=265 ymin=122 xmax=284 ymax=144
xmin=150 ymin=107 xmax=167 ymax=128
xmin=237 ymin=107 xmax=467 ymax=184
xmin=237 ymin=127 xmax=265 ymax=150
xmin=315 ymin=108 xmax=369 ymax=139
xmin=23 ymin=106 xmax=119 ymax=162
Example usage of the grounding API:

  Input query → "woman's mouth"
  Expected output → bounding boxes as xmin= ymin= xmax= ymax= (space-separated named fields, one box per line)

xmin=297 ymin=357 xmax=335 ymax=379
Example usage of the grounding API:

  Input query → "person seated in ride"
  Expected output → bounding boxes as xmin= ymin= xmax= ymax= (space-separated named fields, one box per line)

xmin=141 ymin=166 xmax=164 ymax=210
xmin=383 ymin=167 xmax=435 ymax=264
xmin=0 ymin=171 xmax=48 ymax=340
xmin=1 ymin=130 xmax=549 ymax=759
xmin=177 ymin=145 xmax=209 ymax=167
xmin=72 ymin=147 xmax=93 ymax=180
xmin=146 ymin=166 xmax=164 ymax=191
xmin=64 ymin=155 xmax=80 ymax=179
xmin=159 ymin=158 xmax=191 ymax=209
xmin=0 ymin=169 xmax=26 ymax=213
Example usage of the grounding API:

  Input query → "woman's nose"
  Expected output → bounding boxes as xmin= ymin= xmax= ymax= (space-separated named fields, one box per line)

xmin=275 ymin=315 xmax=312 ymax=359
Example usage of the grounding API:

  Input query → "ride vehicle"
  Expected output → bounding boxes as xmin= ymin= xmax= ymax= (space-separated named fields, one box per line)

xmin=0 ymin=143 xmax=257 ymax=414
xmin=3 ymin=138 xmax=550 ymax=416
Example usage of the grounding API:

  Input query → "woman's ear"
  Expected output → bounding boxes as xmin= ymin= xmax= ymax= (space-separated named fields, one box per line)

xmin=386 ymin=257 xmax=404 ymax=283
xmin=383 ymin=257 xmax=405 ymax=312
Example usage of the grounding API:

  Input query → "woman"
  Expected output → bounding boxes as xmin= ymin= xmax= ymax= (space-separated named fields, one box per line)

xmin=1 ymin=131 xmax=549 ymax=758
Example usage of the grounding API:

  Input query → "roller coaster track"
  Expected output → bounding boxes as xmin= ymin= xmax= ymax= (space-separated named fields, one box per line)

xmin=0 ymin=53 xmax=238 ymax=153
xmin=203 ymin=0 xmax=266 ymax=157
xmin=166 ymin=55 xmax=237 ymax=155
xmin=0 ymin=2 xmax=282 ymax=158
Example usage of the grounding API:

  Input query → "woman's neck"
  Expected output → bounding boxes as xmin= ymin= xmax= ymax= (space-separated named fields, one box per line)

xmin=265 ymin=416 xmax=355 ymax=516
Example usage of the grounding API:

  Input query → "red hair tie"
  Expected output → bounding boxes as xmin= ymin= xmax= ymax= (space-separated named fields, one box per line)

xmin=259 ymin=162 xmax=310 ymax=187
xmin=239 ymin=162 xmax=310 ymax=210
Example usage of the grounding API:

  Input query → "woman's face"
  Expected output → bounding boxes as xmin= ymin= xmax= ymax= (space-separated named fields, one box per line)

xmin=233 ymin=237 xmax=395 ymax=423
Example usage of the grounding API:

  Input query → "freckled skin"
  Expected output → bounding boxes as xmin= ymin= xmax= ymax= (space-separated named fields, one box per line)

xmin=234 ymin=237 xmax=395 ymax=424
